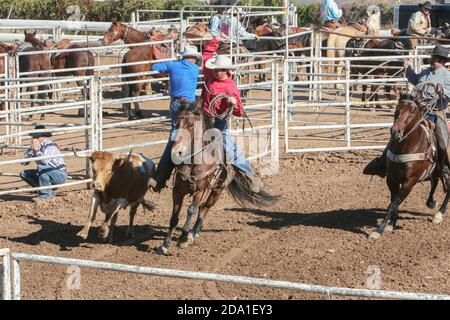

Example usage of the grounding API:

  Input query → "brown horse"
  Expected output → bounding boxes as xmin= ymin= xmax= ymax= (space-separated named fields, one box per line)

xmin=156 ymin=100 xmax=278 ymax=255
xmin=102 ymin=21 xmax=177 ymax=119
xmin=17 ymin=31 xmax=53 ymax=120
xmin=345 ymin=38 xmax=406 ymax=107
xmin=369 ymin=94 xmax=450 ymax=240
xmin=51 ymin=39 xmax=96 ymax=116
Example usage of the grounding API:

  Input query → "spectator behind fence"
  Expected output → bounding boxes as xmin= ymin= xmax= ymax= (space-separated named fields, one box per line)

xmin=20 ymin=125 xmax=67 ymax=202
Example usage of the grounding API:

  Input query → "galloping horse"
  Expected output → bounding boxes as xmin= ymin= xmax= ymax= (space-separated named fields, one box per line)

xmin=102 ymin=21 xmax=177 ymax=120
xmin=369 ymin=94 xmax=450 ymax=240
xmin=157 ymin=100 xmax=278 ymax=255
xmin=17 ymin=31 xmax=53 ymax=120
xmin=51 ymin=39 xmax=96 ymax=116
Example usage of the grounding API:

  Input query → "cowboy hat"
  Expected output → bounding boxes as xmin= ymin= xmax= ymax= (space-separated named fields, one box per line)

xmin=226 ymin=7 xmax=246 ymax=16
xmin=29 ymin=125 xmax=52 ymax=138
xmin=419 ymin=1 xmax=432 ymax=10
xmin=179 ymin=45 xmax=201 ymax=58
xmin=205 ymin=55 xmax=237 ymax=70
xmin=431 ymin=44 xmax=449 ymax=61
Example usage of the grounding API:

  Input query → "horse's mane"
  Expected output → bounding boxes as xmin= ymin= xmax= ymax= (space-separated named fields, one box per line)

xmin=399 ymin=93 xmax=416 ymax=102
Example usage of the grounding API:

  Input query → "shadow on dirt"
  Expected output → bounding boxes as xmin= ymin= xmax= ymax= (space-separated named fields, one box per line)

xmin=0 ymin=215 xmax=167 ymax=252
xmin=226 ymin=207 xmax=432 ymax=236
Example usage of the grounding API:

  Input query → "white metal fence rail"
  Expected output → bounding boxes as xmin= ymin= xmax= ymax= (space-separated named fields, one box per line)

xmin=1 ymin=248 xmax=449 ymax=300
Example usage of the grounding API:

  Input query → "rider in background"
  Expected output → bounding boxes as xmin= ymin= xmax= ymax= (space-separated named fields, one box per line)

xmin=320 ymin=0 xmax=347 ymax=30
xmin=364 ymin=45 xmax=450 ymax=178
xmin=407 ymin=1 xmax=436 ymax=37
xmin=201 ymin=35 xmax=262 ymax=193
xmin=219 ymin=7 xmax=259 ymax=44
xmin=209 ymin=0 xmax=229 ymax=38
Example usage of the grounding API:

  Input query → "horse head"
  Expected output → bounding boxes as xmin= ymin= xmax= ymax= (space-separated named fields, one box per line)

xmin=391 ymin=95 xmax=421 ymax=142
xmin=172 ymin=99 xmax=204 ymax=165
xmin=103 ymin=20 xmax=124 ymax=45
xmin=24 ymin=30 xmax=44 ymax=48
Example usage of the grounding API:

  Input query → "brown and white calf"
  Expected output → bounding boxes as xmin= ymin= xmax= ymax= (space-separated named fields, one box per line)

xmin=73 ymin=149 xmax=155 ymax=242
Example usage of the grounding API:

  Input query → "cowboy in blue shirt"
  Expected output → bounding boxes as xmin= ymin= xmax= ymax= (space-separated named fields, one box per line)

xmin=150 ymin=46 xmax=201 ymax=192
xmin=320 ymin=0 xmax=346 ymax=30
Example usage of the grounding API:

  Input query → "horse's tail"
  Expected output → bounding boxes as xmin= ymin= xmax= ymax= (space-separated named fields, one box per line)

xmin=227 ymin=171 xmax=279 ymax=208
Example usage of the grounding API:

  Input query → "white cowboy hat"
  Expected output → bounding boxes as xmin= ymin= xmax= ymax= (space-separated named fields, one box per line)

xmin=205 ymin=55 xmax=237 ymax=70
xmin=179 ymin=45 xmax=201 ymax=58
xmin=226 ymin=7 xmax=246 ymax=16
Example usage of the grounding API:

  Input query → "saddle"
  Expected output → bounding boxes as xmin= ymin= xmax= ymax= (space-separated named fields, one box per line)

xmin=151 ymin=43 xmax=172 ymax=60
xmin=348 ymin=23 xmax=368 ymax=34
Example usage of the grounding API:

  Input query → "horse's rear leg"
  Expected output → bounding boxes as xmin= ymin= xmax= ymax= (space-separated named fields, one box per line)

xmin=433 ymin=172 xmax=450 ymax=224
xmin=426 ymin=171 xmax=439 ymax=209
xmin=157 ymin=186 xmax=186 ymax=255
xmin=370 ymin=177 xmax=416 ymax=239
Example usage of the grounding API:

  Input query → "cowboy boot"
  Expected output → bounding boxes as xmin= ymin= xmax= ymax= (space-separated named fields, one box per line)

xmin=363 ymin=145 xmax=389 ymax=178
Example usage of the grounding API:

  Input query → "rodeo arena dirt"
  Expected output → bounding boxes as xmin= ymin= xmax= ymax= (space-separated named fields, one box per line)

xmin=1 ymin=2 xmax=450 ymax=301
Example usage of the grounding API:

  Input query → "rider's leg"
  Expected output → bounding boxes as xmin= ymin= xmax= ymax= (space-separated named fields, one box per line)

xmin=434 ymin=112 xmax=450 ymax=170
xmin=216 ymin=119 xmax=262 ymax=193
xmin=149 ymin=99 xmax=181 ymax=192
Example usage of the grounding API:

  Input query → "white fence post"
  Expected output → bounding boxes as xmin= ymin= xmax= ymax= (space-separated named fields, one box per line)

xmin=344 ymin=60 xmax=351 ymax=148
xmin=0 ymin=248 xmax=11 ymax=300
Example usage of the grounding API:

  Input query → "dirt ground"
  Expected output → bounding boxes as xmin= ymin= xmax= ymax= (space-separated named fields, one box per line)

xmin=1 ymin=150 xmax=450 ymax=300
xmin=1 ymin=49 xmax=449 ymax=300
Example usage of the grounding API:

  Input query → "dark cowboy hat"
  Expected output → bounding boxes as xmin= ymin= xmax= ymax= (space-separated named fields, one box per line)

xmin=431 ymin=44 xmax=449 ymax=61
xmin=29 ymin=125 xmax=52 ymax=138
xmin=419 ymin=1 xmax=432 ymax=10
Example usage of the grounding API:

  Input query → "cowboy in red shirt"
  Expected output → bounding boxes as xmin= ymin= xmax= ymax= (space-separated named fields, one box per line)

xmin=200 ymin=36 xmax=262 ymax=193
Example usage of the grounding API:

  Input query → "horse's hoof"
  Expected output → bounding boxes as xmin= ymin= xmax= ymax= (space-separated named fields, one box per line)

xmin=433 ymin=212 xmax=443 ymax=225
xmin=77 ymin=230 xmax=88 ymax=240
xmin=156 ymin=245 xmax=169 ymax=255
xmin=369 ymin=231 xmax=381 ymax=240
xmin=128 ymin=116 xmax=137 ymax=121
xmin=177 ymin=240 xmax=189 ymax=249
xmin=427 ymin=200 xmax=436 ymax=209
xmin=385 ymin=225 xmax=394 ymax=232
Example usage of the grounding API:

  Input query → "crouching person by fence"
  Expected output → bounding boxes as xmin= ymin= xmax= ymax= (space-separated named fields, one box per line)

xmin=20 ymin=125 xmax=67 ymax=202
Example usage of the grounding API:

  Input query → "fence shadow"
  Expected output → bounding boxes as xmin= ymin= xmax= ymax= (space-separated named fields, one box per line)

xmin=0 ymin=215 xmax=166 ymax=252
xmin=226 ymin=207 xmax=431 ymax=236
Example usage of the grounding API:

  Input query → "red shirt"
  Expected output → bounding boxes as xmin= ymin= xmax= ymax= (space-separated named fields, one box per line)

xmin=201 ymin=38 xmax=244 ymax=118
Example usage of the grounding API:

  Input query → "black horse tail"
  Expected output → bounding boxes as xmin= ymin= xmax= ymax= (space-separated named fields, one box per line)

xmin=227 ymin=171 xmax=279 ymax=208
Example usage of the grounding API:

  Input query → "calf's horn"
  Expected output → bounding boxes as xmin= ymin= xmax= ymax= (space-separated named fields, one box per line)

xmin=72 ymin=147 xmax=91 ymax=158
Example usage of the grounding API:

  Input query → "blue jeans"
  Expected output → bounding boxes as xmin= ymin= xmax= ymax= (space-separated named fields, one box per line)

xmin=214 ymin=118 xmax=254 ymax=175
xmin=20 ymin=168 xmax=68 ymax=197
xmin=155 ymin=99 xmax=190 ymax=182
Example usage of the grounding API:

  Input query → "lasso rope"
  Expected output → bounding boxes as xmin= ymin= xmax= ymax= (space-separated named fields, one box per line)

xmin=398 ymin=80 xmax=442 ymax=143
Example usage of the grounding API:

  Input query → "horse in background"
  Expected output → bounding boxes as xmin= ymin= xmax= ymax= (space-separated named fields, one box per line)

xmin=15 ymin=31 xmax=53 ymax=120
xmin=325 ymin=5 xmax=382 ymax=89
xmin=50 ymin=39 xmax=96 ymax=116
xmin=102 ymin=21 xmax=177 ymax=119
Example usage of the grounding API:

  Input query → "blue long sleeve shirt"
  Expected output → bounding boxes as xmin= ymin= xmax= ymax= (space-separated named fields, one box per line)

xmin=152 ymin=59 xmax=200 ymax=102
xmin=406 ymin=66 xmax=450 ymax=111
xmin=209 ymin=14 xmax=222 ymax=37
xmin=320 ymin=0 xmax=343 ymax=22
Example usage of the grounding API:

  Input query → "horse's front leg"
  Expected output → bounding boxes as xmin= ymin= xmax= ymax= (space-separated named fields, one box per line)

xmin=157 ymin=185 xmax=186 ymax=255
xmin=370 ymin=175 xmax=416 ymax=239
xmin=178 ymin=191 xmax=203 ymax=248
xmin=192 ymin=187 xmax=224 ymax=240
